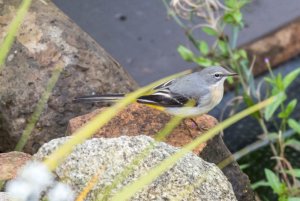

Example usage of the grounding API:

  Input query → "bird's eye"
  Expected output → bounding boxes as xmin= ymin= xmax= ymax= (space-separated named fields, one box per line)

xmin=214 ymin=73 xmax=221 ymax=78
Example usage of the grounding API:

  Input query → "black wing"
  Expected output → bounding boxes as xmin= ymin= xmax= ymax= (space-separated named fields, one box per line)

xmin=137 ymin=89 xmax=193 ymax=107
xmin=152 ymin=79 xmax=175 ymax=90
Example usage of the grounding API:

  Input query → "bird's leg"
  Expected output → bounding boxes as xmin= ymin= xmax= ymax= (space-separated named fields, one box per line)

xmin=189 ymin=118 xmax=199 ymax=130
xmin=183 ymin=119 xmax=195 ymax=138
xmin=189 ymin=118 xmax=209 ymax=132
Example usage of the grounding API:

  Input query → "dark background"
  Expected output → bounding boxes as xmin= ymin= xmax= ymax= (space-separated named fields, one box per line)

xmin=53 ymin=0 xmax=300 ymax=85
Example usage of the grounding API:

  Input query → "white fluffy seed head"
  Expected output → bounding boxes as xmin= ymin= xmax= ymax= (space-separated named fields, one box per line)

xmin=5 ymin=161 xmax=55 ymax=201
xmin=47 ymin=182 xmax=75 ymax=201
xmin=20 ymin=161 xmax=54 ymax=187
xmin=6 ymin=179 xmax=39 ymax=201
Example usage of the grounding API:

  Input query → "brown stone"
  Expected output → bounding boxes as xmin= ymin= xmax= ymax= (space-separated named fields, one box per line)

xmin=0 ymin=0 xmax=138 ymax=153
xmin=0 ymin=152 xmax=32 ymax=180
xmin=67 ymin=103 xmax=219 ymax=154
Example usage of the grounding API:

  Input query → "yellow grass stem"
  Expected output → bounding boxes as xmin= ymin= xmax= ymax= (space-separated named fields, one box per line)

xmin=154 ymin=115 xmax=184 ymax=141
xmin=110 ymin=95 xmax=275 ymax=201
xmin=15 ymin=62 xmax=64 ymax=151
xmin=0 ymin=0 xmax=32 ymax=70
xmin=75 ymin=166 xmax=106 ymax=201
xmin=43 ymin=70 xmax=191 ymax=171
xmin=217 ymin=155 xmax=235 ymax=169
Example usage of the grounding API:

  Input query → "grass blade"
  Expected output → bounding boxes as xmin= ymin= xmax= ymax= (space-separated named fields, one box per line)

xmin=15 ymin=62 xmax=64 ymax=151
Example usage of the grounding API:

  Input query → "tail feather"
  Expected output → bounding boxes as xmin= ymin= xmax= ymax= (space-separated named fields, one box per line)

xmin=73 ymin=94 xmax=125 ymax=103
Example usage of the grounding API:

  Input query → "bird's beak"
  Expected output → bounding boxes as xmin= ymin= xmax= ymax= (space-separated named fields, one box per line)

xmin=225 ymin=72 xmax=238 ymax=77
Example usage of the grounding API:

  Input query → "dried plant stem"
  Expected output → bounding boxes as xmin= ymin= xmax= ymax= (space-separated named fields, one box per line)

xmin=258 ymin=119 xmax=291 ymax=187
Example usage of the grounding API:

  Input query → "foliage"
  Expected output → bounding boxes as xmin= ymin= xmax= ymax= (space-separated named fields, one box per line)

xmin=163 ymin=0 xmax=300 ymax=199
xmin=252 ymin=169 xmax=300 ymax=201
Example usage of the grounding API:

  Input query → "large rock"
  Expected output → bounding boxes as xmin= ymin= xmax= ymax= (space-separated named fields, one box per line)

xmin=67 ymin=103 xmax=216 ymax=154
xmin=34 ymin=136 xmax=237 ymax=201
xmin=0 ymin=0 xmax=138 ymax=153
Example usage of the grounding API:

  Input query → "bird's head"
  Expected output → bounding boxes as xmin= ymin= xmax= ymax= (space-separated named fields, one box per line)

xmin=200 ymin=66 xmax=237 ymax=86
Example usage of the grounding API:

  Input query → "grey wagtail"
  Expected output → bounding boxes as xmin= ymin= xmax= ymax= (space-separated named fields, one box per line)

xmin=74 ymin=66 xmax=237 ymax=117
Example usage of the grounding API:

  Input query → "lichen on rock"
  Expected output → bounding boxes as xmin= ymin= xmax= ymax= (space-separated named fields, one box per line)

xmin=34 ymin=136 xmax=237 ymax=201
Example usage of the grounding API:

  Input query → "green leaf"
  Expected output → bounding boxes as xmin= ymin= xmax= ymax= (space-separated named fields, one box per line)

xmin=223 ymin=13 xmax=235 ymax=24
xmin=264 ymin=168 xmax=283 ymax=194
xmin=288 ymin=197 xmax=300 ymax=201
xmin=239 ymin=49 xmax=248 ymax=59
xmin=243 ymin=93 xmax=260 ymax=119
xmin=239 ymin=164 xmax=250 ymax=170
xmin=283 ymin=68 xmax=300 ymax=89
xmin=233 ymin=11 xmax=243 ymax=23
xmin=278 ymin=99 xmax=297 ymax=119
xmin=224 ymin=0 xmax=237 ymax=8
xmin=201 ymin=27 xmax=218 ymax=36
xmin=198 ymin=41 xmax=209 ymax=55
xmin=233 ymin=51 xmax=241 ymax=60
xmin=281 ymin=197 xmax=289 ymax=201
xmin=264 ymin=92 xmax=287 ymax=121
xmin=285 ymin=139 xmax=300 ymax=151
xmin=251 ymin=180 xmax=269 ymax=190
xmin=275 ymin=73 xmax=284 ymax=92
xmin=226 ymin=76 xmax=234 ymax=84
xmin=288 ymin=119 xmax=300 ymax=134
xmin=264 ymin=77 xmax=276 ymax=85
xmin=193 ymin=57 xmax=213 ymax=67
xmin=218 ymin=40 xmax=228 ymax=55
xmin=285 ymin=169 xmax=300 ymax=178
xmin=286 ymin=99 xmax=297 ymax=113
xmin=223 ymin=11 xmax=243 ymax=25
xmin=177 ymin=45 xmax=194 ymax=61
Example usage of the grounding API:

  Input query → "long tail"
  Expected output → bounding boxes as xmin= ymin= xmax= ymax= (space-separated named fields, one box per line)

xmin=73 ymin=94 xmax=125 ymax=103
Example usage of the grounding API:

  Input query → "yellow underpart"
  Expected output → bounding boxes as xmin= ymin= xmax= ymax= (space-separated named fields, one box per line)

xmin=143 ymin=104 xmax=166 ymax=111
xmin=185 ymin=99 xmax=197 ymax=107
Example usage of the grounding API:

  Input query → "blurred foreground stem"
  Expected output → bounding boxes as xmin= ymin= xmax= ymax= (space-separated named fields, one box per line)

xmin=0 ymin=0 xmax=32 ymax=70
